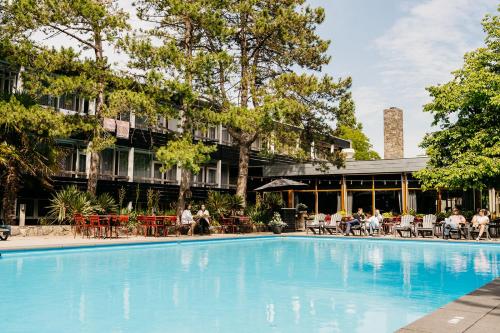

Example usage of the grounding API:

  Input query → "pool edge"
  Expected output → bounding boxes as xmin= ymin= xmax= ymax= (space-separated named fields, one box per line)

xmin=397 ymin=278 xmax=500 ymax=333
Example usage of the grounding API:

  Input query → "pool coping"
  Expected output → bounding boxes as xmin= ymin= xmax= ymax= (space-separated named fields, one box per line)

xmin=398 ymin=278 xmax=500 ymax=333
xmin=0 ymin=234 xmax=280 ymax=254
xmin=1 ymin=233 xmax=499 ymax=254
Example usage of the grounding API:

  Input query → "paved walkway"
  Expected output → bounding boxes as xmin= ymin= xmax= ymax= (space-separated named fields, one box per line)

xmin=398 ymin=278 xmax=500 ymax=333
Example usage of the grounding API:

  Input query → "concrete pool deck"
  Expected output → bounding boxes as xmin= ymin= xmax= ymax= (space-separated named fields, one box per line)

xmin=1 ymin=233 xmax=500 ymax=332
xmin=398 ymin=278 xmax=500 ymax=333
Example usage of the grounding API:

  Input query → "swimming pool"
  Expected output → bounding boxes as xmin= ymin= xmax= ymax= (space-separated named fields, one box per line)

xmin=1 ymin=237 xmax=499 ymax=333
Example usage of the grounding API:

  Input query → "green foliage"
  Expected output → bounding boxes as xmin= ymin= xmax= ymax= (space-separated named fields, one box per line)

xmin=118 ymin=187 xmax=126 ymax=212
xmin=48 ymin=186 xmax=94 ymax=224
xmin=336 ymin=125 xmax=380 ymax=160
xmin=48 ymin=186 xmax=118 ymax=224
xmin=156 ymin=137 xmax=216 ymax=174
xmin=94 ymin=193 xmax=117 ymax=214
xmin=415 ymin=10 xmax=500 ymax=190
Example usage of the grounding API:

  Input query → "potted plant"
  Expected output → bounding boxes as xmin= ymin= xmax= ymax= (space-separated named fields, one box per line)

xmin=269 ymin=212 xmax=287 ymax=234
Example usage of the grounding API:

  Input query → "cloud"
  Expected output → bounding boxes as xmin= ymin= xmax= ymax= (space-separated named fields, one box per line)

xmin=356 ymin=0 xmax=496 ymax=157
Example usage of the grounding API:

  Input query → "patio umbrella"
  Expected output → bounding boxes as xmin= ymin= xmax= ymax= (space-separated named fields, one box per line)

xmin=253 ymin=178 xmax=308 ymax=192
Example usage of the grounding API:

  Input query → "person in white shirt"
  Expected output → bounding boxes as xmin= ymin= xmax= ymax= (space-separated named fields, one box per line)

xmin=474 ymin=209 xmax=490 ymax=241
xmin=197 ymin=204 xmax=211 ymax=235
xmin=366 ymin=212 xmax=380 ymax=236
xmin=181 ymin=204 xmax=195 ymax=236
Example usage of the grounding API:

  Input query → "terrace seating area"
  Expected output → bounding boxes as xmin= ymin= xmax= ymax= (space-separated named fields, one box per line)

xmin=71 ymin=213 xmax=254 ymax=239
xmin=304 ymin=212 xmax=500 ymax=241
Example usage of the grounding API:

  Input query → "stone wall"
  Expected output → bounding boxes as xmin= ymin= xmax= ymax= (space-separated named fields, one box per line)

xmin=10 ymin=225 xmax=72 ymax=237
xmin=384 ymin=107 xmax=404 ymax=159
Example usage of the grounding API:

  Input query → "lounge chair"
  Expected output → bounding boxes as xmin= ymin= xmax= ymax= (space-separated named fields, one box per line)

xmin=416 ymin=214 xmax=436 ymax=238
xmin=306 ymin=214 xmax=325 ymax=234
xmin=324 ymin=213 xmax=342 ymax=234
xmin=0 ymin=224 xmax=11 ymax=241
xmin=395 ymin=215 xmax=415 ymax=238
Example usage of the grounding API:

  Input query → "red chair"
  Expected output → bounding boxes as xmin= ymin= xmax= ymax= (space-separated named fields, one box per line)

xmin=221 ymin=217 xmax=236 ymax=234
xmin=143 ymin=216 xmax=157 ymax=237
xmin=73 ymin=214 xmax=86 ymax=238
xmin=164 ymin=215 xmax=179 ymax=236
xmin=117 ymin=215 xmax=130 ymax=238
xmin=88 ymin=215 xmax=106 ymax=239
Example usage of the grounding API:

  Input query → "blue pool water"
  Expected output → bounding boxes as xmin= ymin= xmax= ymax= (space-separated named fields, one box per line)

xmin=1 ymin=237 xmax=499 ymax=333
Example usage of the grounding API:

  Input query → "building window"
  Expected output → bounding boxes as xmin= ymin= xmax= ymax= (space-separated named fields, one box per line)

xmin=116 ymin=150 xmax=129 ymax=177
xmin=207 ymin=168 xmax=217 ymax=185
xmin=165 ymin=165 xmax=177 ymax=182
xmin=78 ymin=151 xmax=87 ymax=174
xmin=133 ymin=152 xmax=152 ymax=181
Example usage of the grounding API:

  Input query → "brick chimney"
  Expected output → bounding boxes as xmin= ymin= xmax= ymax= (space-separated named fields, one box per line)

xmin=384 ymin=107 xmax=404 ymax=159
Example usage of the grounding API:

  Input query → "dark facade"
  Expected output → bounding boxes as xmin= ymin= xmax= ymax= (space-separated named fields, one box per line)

xmin=0 ymin=61 xmax=351 ymax=225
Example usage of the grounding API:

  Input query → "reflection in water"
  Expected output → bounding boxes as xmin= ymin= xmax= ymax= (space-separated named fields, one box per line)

xmin=180 ymin=248 xmax=193 ymax=270
xmin=266 ymin=303 xmax=275 ymax=324
xmin=198 ymin=250 xmax=209 ymax=270
xmin=79 ymin=292 xmax=85 ymax=323
xmin=123 ymin=284 xmax=130 ymax=320
xmin=451 ymin=253 xmax=467 ymax=273
xmin=474 ymin=249 xmax=491 ymax=273
xmin=16 ymin=258 xmax=23 ymax=276
xmin=291 ymin=296 xmax=300 ymax=324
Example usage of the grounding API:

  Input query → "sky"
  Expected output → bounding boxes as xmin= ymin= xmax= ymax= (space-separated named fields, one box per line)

xmin=309 ymin=0 xmax=497 ymax=157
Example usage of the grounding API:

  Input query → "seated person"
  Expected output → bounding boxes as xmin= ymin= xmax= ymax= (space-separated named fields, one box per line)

xmin=345 ymin=208 xmax=365 ymax=236
xmin=366 ymin=212 xmax=380 ymax=236
xmin=180 ymin=203 xmax=195 ymax=235
xmin=196 ymin=204 xmax=211 ymax=235
xmin=443 ymin=208 xmax=465 ymax=238
xmin=474 ymin=209 xmax=490 ymax=241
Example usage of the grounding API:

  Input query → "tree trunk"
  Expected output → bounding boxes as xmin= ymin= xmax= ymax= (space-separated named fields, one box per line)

xmin=87 ymin=31 xmax=105 ymax=195
xmin=1 ymin=163 xmax=19 ymax=225
xmin=87 ymin=148 xmax=100 ymax=195
xmin=177 ymin=168 xmax=191 ymax=218
xmin=236 ymin=143 xmax=250 ymax=206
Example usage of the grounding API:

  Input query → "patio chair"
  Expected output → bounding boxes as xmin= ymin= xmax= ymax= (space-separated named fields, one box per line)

xmin=324 ymin=213 xmax=342 ymax=235
xmin=395 ymin=215 xmax=415 ymax=238
xmin=416 ymin=214 xmax=436 ymax=238
xmin=306 ymin=214 xmax=325 ymax=234
xmin=221 ymin=217 xmax=237 ymax=234
xmin=368 ymin=217 xmax=383 ymax=236
xmin=89 ymin=215 xmax=107 ymax=239
xmin=72 ymin=214 xmax=86 ymax=239
xmin=117 ymin=215 xmax=130 ymax=238
xmin=469 ymin=224 xmax=491 ymax=240
xmin=0 ymin=224 xmax=11 ymax=241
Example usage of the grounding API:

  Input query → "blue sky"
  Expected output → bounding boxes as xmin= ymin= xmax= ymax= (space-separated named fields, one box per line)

xmin=309 ymin=0 xmax=497 ymax=157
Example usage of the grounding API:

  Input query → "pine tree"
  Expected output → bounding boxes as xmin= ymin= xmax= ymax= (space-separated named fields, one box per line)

xmin=0 ymin=0 xmax=132 ymax=195
xmin=127 ymin=0 xmax=224 ymax=215
xmin=205 ymin=1 xmax=353 ymax=204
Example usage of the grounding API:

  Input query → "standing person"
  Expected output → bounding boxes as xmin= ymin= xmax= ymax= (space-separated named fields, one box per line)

xmin=475 ymin=209 xmax=490 ymax=241
xmin=345 ymin=208 xmax=365 ymax=236
xmin=197 ymin=204 xmax=211 ymax=235
xmin=443 ymin=208 xmax=466 ymax=239
xmin=181 ymin=203 xmax=195 ymax=236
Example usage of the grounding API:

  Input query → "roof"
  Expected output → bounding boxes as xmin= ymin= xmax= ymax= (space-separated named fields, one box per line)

xmin=253 ymin=178 xmax=308 ymax=191
xmin=263 ymin=157 xmax=430 ymax=177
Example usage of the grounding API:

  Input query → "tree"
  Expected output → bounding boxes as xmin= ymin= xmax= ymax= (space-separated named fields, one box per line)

xmin=0 ymin=96 xmax=84 ymax=225
xmin=336 ymin=125 xmax=380 ymax=160
xmin=0 ymin=0 xmax=133 ymax=195
xmin=415 ymin=10 xmax=500 ymax=190
xmin=206 ymin=1 xmax=352 ymax=204
xmin=128 ymin=0 xmax=224 ymax=215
